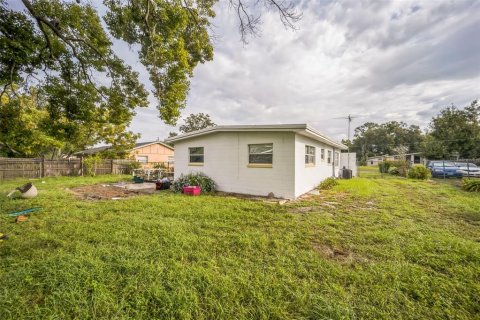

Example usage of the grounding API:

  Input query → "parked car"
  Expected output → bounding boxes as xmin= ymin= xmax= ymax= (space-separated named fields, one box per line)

xmin=454 ymin=162 xmax=480 ymax=177
xmin=428 ymin=161 xmax=463 ymax=178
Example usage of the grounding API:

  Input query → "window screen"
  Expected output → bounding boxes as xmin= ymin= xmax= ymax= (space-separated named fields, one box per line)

xmin=248 ymin=143 xmax=273 ymax=164
xmin=327 ymin=150 xmax=332 ymax=164
xmin=305 ymin=145 xmax=315 ymax=165
xmin=189 ymin=147 xmax=204 ymax=163
xmin=137 ymin=156 xmax=148 ymax=163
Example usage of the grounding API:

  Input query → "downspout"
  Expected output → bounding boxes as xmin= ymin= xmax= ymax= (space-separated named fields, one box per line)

xmin=332 ymin=147 xmax=336 ymax=177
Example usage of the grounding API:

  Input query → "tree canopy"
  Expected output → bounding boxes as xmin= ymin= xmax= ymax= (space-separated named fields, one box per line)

xmin=0 ymin=0 xmax=299 ymax=157
xmin=423 ymin=100 xmax=480 ymax=159
xmin=349 ymin=121 xmax=424 ymax=162
xmin=179 ymin=113 xmax=216 ymax=133
xmin=349 ymin=100 xmax=480 ymax=162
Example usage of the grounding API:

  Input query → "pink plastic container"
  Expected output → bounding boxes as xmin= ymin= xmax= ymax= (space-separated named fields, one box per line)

xmin=182 ymin=186 xmax=201 ymax=196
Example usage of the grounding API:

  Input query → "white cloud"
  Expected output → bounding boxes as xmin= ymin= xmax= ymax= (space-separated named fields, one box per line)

xmin=129 ymin=0 xmax=480 ymax=142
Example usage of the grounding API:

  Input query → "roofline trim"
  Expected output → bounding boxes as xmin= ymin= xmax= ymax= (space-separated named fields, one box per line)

xmin=132 ymin=141 xmax=174 ymax=151
xmin=75 ymin=141 xmax=173 ymax=155
xmin=165 ymin=124 xmax=347 ymax=150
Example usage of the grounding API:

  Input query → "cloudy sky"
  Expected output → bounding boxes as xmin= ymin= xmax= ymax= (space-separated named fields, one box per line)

xmin=123 ymin=0 xmax=480 ymax=141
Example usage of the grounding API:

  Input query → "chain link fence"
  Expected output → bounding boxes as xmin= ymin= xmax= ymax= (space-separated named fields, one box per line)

xmin=358 ymin=158 xmax=480 ymax=179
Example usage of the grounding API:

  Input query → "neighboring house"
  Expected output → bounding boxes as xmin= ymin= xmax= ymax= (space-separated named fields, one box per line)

xmin=75 ymin=141 xmax=174 ymax=167
xmin=165 ymin=124 xmax=354 ymax=199
xmin=367 ymin=155 xmax=395 ymax=166
xmin=367 ymin=152 xmax=425 ymax=166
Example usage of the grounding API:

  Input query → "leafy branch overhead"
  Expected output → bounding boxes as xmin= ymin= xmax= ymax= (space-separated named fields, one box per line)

xmin=229 ymin=0 xmax=301 ymax=43
xmin=103 ymin=0 xmax=301 ymax=121
xmin=0 ymin=0 xmax=300 ymax=157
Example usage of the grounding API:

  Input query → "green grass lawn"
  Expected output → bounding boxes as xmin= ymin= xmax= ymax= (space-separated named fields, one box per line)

xmin=0 ymin=175 xmax=479 ymax=319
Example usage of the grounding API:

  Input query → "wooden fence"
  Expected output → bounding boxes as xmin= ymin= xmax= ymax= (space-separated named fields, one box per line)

xmin=0 ymin=157 xmax=134 ymax=181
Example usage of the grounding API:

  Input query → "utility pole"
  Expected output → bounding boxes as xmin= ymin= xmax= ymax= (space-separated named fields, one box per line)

xmin=333 ymin=114 xmax=357 ymax=170
xmin=347 ymin=114 xmax=352 ymax=170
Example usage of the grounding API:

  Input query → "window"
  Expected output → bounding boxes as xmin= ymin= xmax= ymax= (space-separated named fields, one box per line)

xmin=248 ymin=143 xmax=273 ymax=164
xmin=305 ymin=145 xmax=316 ymax=165
xmin=320 ymin=149 xmax=325 ymax=161
xmin=327 ymin=150 xmax=332 ymax=164
xmin=189 ymin=147 xmax=204 ymax=164
xmin=137 ymin=155 xmax=148 ymax=163
xmin=334 ymin=152 xmax=339 ymax=166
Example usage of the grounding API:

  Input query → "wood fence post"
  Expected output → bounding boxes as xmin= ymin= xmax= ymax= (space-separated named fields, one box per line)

xmin=111 ymin=159 xmax=114 ymax=174
xmin=80 ymin=156 xmax=84 ymax=176
xmin=41 ymin=156 xmax=45 ymax=178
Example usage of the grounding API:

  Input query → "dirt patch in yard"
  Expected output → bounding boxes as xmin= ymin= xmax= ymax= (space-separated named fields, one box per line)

xmin=312 ymin=242 xmax=370 ymax=264
xmin=289 ymin=206 xmax=321 ymax=213
xmin=215 ymin=191 xmax=289 ymax=204
xmin=67 ymin=184 xmax=154 ymax=200
xmin=289 ymin=206 xmax=336 ymax=215
xmin=457 ymin=212 xmax=480 ymax=226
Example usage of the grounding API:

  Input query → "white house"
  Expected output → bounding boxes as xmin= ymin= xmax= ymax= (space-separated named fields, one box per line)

xmin=366 ymin=153 xmax=425 ymax=166
xmin=165 ymin=124 xmax=355 ymax=199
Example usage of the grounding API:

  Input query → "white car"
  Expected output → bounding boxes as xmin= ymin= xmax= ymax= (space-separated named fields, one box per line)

xmin=454 ymin=162 xmax=480 ymax=177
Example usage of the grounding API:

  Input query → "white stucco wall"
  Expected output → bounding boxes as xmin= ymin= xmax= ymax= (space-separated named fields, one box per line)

xmin=294 ymin=134 xmax=339 ymax=197
xmin=173 ymin=131 xmax=296 ymax=199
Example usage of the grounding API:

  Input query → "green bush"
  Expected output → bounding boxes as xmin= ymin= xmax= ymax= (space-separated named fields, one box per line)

xmin=391 ymin=160 xmax=410 ymax=177
xmin=126 ymin=161 xmax=142 ymax=171
xmin=389 ymin=167 xmax=400 ymax=175
xmin=462 ymin=179 xmax=480 ymax=192
xmin=378 ymin=161 xmax=391 ymax=173
xmin=407 ymin=165 xmax=431 ymax=180
xmin=318 ymin=177 xmax=338 ymax=190
xmin=172 ymin=172 xmax=216 ymax=193
xmin=153 ymin=162 xmax=167 ymax=169
xmin=82 ymin=155 xmax=102 ymax=176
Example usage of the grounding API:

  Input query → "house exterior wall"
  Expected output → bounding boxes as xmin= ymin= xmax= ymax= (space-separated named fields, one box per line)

xmin=130 ymin=143 xmax=174 ymax=165
xmin=294 ymin=134 xmax=339 ymax=198
xmin=367 ymin=156 xmax=394 ymax=166
xmin=173 ymin=132 xmax=296 ymax=199
xmin=367 ymin=158 xmax=380 ymax=166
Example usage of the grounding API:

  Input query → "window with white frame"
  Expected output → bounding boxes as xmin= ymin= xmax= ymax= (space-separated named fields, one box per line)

xmin=305 ymin=145 xmax=316 ymax=165
xmin=334 ymin=152 xmax=339 ymax=166
xmin=327 ymin=150 xmax=332 ymax=164
xmin=321 ymin=148 xmax=325 ymax=161
xmin=137 ymin=155 xmax=148 ymax=163
xmin=189 ymin=147 xmax=204 ymax=164
xmin=248 ymin=143 xmax=273 ymax=164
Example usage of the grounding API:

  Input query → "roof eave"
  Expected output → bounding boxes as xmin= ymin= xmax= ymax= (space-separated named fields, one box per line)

xmin=165 ymin=124 xmax=347 ymax=150
xmin=300 ymin=127 xmax=348 ymax=150
xmin=165 ymin=124 xmax=308 ymax=143
xmin=132 ymin=141 xmax=174 ymax=151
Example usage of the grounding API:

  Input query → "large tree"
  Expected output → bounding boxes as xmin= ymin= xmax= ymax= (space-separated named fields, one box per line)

xmin=350 ymin=121 xmax=424 ymax=162
xmin=422 ymin=100 xmax=480 ymax=159
xmin=0 ymin=0 xmax=299 ymax=157
xmin=179 ymin=113 xmax=216 ymax=133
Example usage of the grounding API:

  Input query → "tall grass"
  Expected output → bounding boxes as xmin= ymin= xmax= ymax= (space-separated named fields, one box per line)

xmin=0 ymin=175 xmax=479 ymax=319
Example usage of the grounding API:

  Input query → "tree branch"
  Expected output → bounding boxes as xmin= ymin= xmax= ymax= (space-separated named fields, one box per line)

xmin=266 ymin=0 xmax=302 ymax=30
xmin=229 ymin=0 xmax=300 ymax=44
xmin=21 ymin=0 xmax=115 ymax=80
